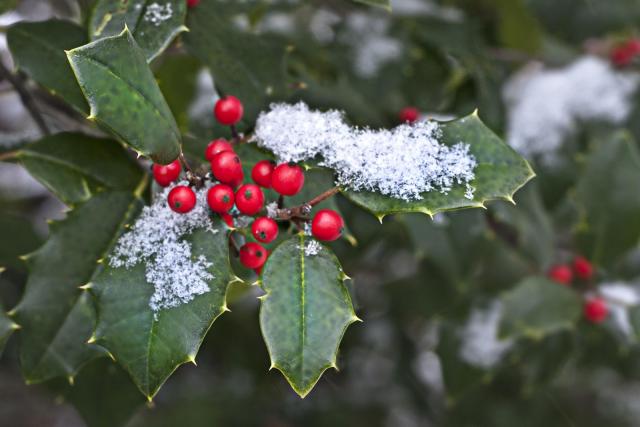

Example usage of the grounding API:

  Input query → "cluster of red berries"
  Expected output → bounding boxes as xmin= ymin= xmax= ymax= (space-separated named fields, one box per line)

xmin=611 ymin=38 xmax=640 ymax=67
xmin=547 ymin=256 xmax=608 ymax=324
xmin=151 ymin=95 xmax=345 ymax=274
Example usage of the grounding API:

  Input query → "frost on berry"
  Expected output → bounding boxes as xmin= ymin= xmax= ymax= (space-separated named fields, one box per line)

xmin=255 ymin=102 xmax=477 ymax=201
xmin=504 ymin=56 xmax=639 ymax=163
xmin=110 ymin=183 xmax=218 ymax=314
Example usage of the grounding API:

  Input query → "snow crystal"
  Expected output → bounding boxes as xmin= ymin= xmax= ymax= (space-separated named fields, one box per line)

xmin=144 ymin=2 xmax=173 ymax=27
xmin=298 ymin=239 xmax=322 ymax=257
xmin=255 ymin=102 xmax=477 ymax=201
xmin=459 ymin=301 xmax=513 ymax=368
xmin=265 ymin=202 xmax=279 ymax=219
xmin=110 ymin=183 xmax=217 ymax=313
xmin=504 ymin=56 xmax=639 ymax=162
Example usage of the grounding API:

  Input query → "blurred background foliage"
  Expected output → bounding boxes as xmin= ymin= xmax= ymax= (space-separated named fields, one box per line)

xmin=2 ymin=0 xmax=640 ymax=426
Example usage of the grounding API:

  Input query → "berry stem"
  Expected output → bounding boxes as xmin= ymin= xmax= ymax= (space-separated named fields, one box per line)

xmin=230 ymin=124 xmax=239 ymax=141
xmin=274 ymin=186 xmax=339 ymax=221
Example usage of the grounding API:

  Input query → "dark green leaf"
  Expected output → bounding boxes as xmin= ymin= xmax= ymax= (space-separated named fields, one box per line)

xmin=18 ymin=132 xmax=144 ymax=205
xmin=0 ymin=213 xmax=43 ymax=270
xmin=575 ymin=132 xmax=640 ymax=267
xmin=7 ymin=19 xmax=89 ymax=113
xmin=629 ymin=306 xmax=640 ymax=342
xmin=352 ymin=0 xmax=391 ymax=10
xmin=91 ymin=222 xmax=232 ymax=399
xmin=155 ymin=54 xmax=202 ymax=133
xmin=183 ymin=1 xmax=288 ymax=122
xmin=89 ymin=0 xmax=187 ymax=61
xmin=0 ymin=305 xmax=18 ymax=355
xmin=342 ymin=113 xmax=535 ymax=220
xmin=49 ymin=357 xmax=145 ymax=427
xmin=12 ymin=191 xmax=144 ymax=383
xmin=259 ymin=234 xmax=359 ymax=397
xmin=499 ymin=277 xmax=582 ymax=340
xmin=67 ymin=28 xmax=181 ymax=164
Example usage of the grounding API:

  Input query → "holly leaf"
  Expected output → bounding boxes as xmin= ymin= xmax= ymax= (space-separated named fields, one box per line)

xmin=183 ymin=0 xmax=288 ymax=122
xmin=12 ymin=191 xmax=144 ymax=383
xmin=0 ymin=306 xmax=18 ymax=355
xmin=18 ymin=132 xmax=144 ymax=205
xmin=7 ymin=19 xmax=89 ymax=113
xmin=89 ymin=0 xmax=187 ymax=62
xmin=67 ymin=28 xmax=181 ymax=164
xmin=48 ymin=357 xmax=145 ymax=427
xmin=342 ymin=113 xmax=535 ymax=220
xmin=91 ymin=222 xmax=232 ymax=399
xmin=499 ymin=277 xmax=582 ymax=340
xmin=259 ymin=234 xmax=359 ymax=398
xmin=574 ymin=132 xmax=640 ymax=267
xmin=352 ymin=0 xmax=391 ymax=10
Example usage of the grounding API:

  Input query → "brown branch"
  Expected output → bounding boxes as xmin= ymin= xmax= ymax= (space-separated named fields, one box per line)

xmin=274 ymin=187 xmax=340 ymax=221
xmin=0 ymin=151 xmax=18 ymax=162
xmin=0 ymin=62 xmax=50 ymax=136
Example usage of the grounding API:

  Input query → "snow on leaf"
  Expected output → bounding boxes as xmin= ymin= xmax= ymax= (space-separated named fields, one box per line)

xmin=255 ymin=102 xmax=477 ymax=201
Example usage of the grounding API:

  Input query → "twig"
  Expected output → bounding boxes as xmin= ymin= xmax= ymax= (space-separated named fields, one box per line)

xmin=274 ymin=187 xmax=340 ymax=221
xmin=0 ymin=62 xmax=50 ymax=136
xmin=0 ymin=151 xmax=18 ymax=162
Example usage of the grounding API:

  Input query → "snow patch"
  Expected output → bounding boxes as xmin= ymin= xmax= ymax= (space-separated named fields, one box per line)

xmin=255 ymin=102 xmax=476 ymax=201
xmin=504 ymin=56 xmax=639 ymax=162
xmin=110 ymin=183 xmax=217 ymax=313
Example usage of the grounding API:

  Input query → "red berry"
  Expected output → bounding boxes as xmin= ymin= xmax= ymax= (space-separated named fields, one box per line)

xmin=235 ymin=184 xmax=264 ymax=215
xmin=214 ymin=96 xmax=243 ymax=125
xmin=251 ymin=217 xmax=278 ymax=243
xmin=611 ymin=39 xmax=640 ymax=67
xmin=251 ymin=160 xmax=276 ymax=188
xmin=548 ymin=265 xmax=573 ymax=285
xmin=311 ymin=209 xmax=344 ymax=241
xmin=205 ymin=138 xmax=234 ymax=161
xmin=210 ymin=151 xmax=243 ymax=184
xmin=584 ymin=297 xmax=608 ymax=324
xmin=399 ymin=106 xmax=419 ymax=123
xmin=167 ymin=185 xmax=196 ymax=214
xmin=573 ymin=256 xmax=594 ymax=281
xmin=271 ymin=163 xmax=305 ymax=196
xmin=239 ymin=242 xmax=267 ymax=269
xmin=220 ymin=213 xmax=234 ymax=227
xmin=253 ymin=250 xmax=270 ymax=275
xmin=207 ymin=184 xmax=234 ymax=213
xmin=186 ymin=0 xmax=199 ymax=7
xmin=152 ymin=160 xmax=181 ymax=187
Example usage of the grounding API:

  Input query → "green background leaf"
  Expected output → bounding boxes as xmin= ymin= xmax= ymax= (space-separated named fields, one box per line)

xmin=575 ymin=132 xmax=640 ymax=267
xmin=89 ymin=0 xmax=187 ymax=61
xmin=342 ymin=113 xmax=535 ymax=220
xmin=259 ymin=234 xmax=359 ymax=397
xmin=7 ymin=19 xmax=89 ymax=113
xmin=67 ymin=28 xmax=181 ymax=164
xmin=91 ymin=222 xmax=232 ymax=399
xmin=18 ymin=133 xmax=144 ymax=205
xmin=183 ymin=0 xmax=288 ymax=122
xmin=12 ymin=191 xmax=143 ymax=383
xmin=499 ymin=277 xmax=582 ymax=340
xmin=352 ymin=0 xmax=391 ymax=10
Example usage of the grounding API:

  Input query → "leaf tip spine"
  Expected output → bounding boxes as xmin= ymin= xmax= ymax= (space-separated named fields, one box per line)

xmin=79 ymin=282 xmax=93 ymax=290
xmin=87 ymin=335 xmax=97 ymax=344
xmin=67 ymin=376 xmax=74 ymax=386
xmin=187 ymin=354 xmax=197 ymax=366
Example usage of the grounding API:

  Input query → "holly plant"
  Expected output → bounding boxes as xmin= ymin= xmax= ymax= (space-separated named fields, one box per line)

xmin=3 ymin=0 xmax=640 ymax=426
